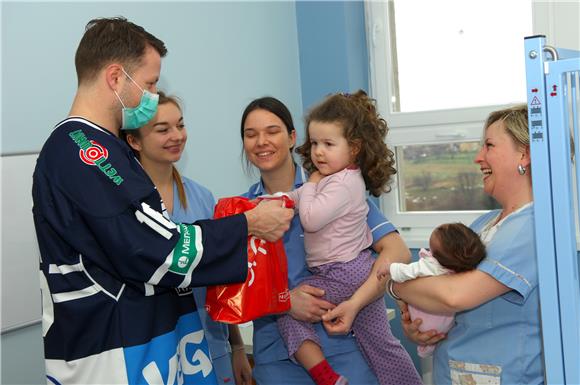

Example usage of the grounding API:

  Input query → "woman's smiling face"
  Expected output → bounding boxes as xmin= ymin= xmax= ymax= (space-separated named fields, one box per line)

xmin=474 ymin=120 xmax=525 ymax=204
xmin=128 ymin=102 xmax=187 ymax=165
xmin=242 ymin=108 xmax=296 ymax=173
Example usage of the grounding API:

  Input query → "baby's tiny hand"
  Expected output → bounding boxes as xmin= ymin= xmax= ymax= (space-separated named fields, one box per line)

xmin=376 ymin=261 xmax=391 ymax=280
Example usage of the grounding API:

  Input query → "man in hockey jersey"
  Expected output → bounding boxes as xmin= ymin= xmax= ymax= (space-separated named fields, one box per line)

xmin=32 ymin=17 xmax=293 ymax=385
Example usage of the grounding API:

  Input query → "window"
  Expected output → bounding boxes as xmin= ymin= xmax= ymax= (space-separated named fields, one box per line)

xmin=365 ymin=0 xmax=533 ymax=246
xmin=389 ymin=1 xmax=531 ymax=113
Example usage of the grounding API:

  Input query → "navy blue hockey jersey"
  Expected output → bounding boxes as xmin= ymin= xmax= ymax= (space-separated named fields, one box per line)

xmin=32 ymin=118 xmax=248 ymax=384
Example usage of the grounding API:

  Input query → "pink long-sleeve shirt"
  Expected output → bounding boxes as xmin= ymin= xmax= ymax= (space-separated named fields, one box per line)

xmin=288 ymin=167 xmax=372 ymax=268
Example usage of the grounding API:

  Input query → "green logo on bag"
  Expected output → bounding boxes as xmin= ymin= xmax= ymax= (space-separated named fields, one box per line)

xmin=170 ymin=224 xmax=200 ymax=274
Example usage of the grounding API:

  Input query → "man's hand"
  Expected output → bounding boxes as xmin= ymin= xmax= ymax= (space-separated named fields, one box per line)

xmin=245 ymin=199 xmax=293 ymax=242
xmin=288 ymin=284 xmax=335 ymax=322
xmin=399 ymin=302 xmax=446 ymax=345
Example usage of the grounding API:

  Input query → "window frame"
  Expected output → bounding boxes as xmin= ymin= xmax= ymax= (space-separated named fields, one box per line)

xmin=364 ymin=1 xmax=534 ymax=247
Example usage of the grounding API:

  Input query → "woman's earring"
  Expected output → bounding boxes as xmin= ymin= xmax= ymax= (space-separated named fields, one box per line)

xmin=517 ymin=164 xmax=527 ymax=175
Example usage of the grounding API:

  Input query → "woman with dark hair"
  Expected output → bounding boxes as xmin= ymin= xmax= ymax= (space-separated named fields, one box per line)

xmin=239 ymin=95 xmax=415 ymax=385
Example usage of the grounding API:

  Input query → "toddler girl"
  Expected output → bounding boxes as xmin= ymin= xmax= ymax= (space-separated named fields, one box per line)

xmin=280 ymin=90 xmax=422 ymax=385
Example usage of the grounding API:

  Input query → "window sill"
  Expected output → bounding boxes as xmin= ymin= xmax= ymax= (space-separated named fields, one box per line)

xmin=398 ymin=227 xmax=432 ymax=249
xmin=398 ymin=227 xmax=580 ymax=251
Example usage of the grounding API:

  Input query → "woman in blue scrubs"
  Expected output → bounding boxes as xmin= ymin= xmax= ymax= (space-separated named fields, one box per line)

xmin=239 ymin=96 xmax=414 ymax=385
xmin=125 ymin=92 xmax=253 ymax=385
xmin=393 ymin=105 xmax=543 ymax=384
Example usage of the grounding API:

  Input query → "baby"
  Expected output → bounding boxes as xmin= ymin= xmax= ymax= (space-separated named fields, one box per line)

xmin=378 ymin=222 xmax=486 ymax=357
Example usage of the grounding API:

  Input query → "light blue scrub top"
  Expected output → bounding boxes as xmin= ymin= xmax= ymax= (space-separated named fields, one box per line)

xmin=242 ymin=165 xmax=396 ymax=365
xmin=433 ymin=204 xmax=543 ymax=385
xmin=170 ymin=176 xmax=230 ymax=361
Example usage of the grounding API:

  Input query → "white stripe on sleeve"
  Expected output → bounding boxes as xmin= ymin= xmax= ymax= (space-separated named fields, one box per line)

xmin=51 ymin=285 xmax=100 ymax=303
xmin=135 ymin=210 xmax=173 ymax=239
xmin=49 ymin=263 xmax=83 ymax=275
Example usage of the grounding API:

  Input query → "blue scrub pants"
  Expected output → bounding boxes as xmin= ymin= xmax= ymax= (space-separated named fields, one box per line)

xmin=253 ymin=349 xmax=379 ymax=385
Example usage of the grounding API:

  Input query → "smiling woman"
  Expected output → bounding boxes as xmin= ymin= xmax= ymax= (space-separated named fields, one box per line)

xmin=392 ymin=105 xmax=544 ymax=385
xmin=124 ymin=92 xmax=188 ymax=213
xmin=241 ymin=97 xmax=297 ymax=181
xmin=474 ymin=105 xmax=531 ymax=217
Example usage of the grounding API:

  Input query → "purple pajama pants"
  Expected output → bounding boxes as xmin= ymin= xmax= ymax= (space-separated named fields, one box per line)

xmin=277 ymin=250 xmax=422 ymax=385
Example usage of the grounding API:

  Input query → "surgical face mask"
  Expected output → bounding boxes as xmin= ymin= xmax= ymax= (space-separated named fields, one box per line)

xmin=114 ymin=68 xmax=159 ymax=130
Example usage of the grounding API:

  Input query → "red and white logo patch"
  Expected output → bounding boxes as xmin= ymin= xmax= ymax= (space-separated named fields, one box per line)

xmin=79 ymin=140 xmax=108 ymax=165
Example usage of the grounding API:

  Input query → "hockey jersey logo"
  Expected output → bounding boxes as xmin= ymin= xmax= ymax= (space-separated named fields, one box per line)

xmin=45 ymin=312 xmax=217 ymax=385
xmin=141 ymin=330 xmax=213 ymax=385
xmin=124 ymin=312 xmax=216 ymax=385
xmin=68 ymin=129 xmax=124 ymax=185
xmin=79 ymin=140 xmax=108 ymax=165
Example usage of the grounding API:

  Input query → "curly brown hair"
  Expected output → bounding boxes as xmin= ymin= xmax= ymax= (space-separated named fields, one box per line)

xmin=295 ymin=90 xmax=396 ymax=196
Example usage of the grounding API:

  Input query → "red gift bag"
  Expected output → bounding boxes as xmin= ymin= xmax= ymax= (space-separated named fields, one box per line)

xmin=205 ymin=195 xmax=292 ymax=324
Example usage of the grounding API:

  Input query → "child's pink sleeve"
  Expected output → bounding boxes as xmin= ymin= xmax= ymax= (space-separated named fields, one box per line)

xmin=285 ymin=188 xmax=300 ymax=207
xmin=297 ymin=180 xmax=351 ymax=232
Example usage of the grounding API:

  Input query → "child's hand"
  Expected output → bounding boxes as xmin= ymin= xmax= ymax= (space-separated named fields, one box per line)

xmin=308 ymin=171 xmax=324 ymax=184
xmin=322 ymin=299 xmax=360 ymax=335
xmin=376 ymin=260 xmax=392 ymax=280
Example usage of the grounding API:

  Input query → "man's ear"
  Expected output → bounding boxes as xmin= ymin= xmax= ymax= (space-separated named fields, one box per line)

xmin=104 ymin=63 xmax=124 ymax=91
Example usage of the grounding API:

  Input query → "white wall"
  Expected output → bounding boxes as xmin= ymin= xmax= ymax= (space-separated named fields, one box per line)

xmin=1 ymin=1 xmax=304 ymax=198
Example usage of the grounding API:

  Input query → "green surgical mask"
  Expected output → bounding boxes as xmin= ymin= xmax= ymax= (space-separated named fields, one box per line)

xmin=114 ymin=68 xmax=159 ymax=130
